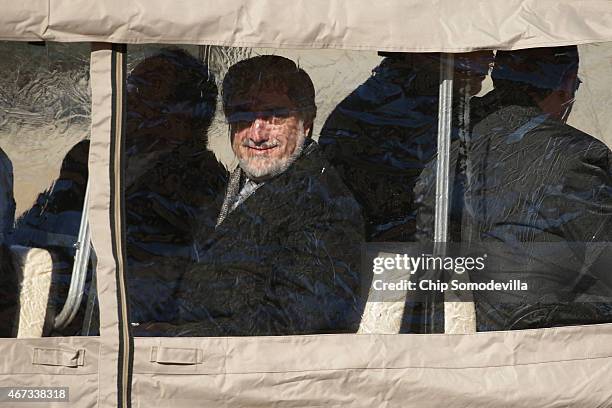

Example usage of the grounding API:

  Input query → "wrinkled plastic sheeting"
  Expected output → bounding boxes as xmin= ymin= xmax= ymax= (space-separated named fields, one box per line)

xmin=0 ymin=42 xmax=90 ymax=215
xmin=122 ymin=46 xmax=374 ymax=336
xmin=414 ymin=46 xmax=612 ymax=331
xmin=122 ymin=50 xmax=496 ymax=336
xmin=121 ymin=45 xmax=612 ymax=336
xmin=123 ymin=46 xmax=230 ymax=328
xmin=0 ymin=41 xmax=94 ymax=337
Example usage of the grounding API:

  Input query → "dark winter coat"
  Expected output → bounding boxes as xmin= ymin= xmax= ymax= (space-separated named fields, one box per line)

xmin=415 ymin=104 xmax=612 ymax=330
xmin=124 ymin=141 xmax=228 ymax=324
xmin=173 ymin=141 xmax=365 ymax=336
xmin=319 ymin=57 xmax=441 ymax=242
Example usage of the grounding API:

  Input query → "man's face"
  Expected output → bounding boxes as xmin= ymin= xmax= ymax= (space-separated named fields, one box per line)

xmin=538 ymin=69 xmax=580 ymax=122
xmin=126 ymin=58 xmax=194 ymax=148
xmin=228 ymin=84 xmax=310 ymax=181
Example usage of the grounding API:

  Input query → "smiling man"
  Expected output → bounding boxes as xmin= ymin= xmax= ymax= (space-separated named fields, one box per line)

xmin=172 ymin=55 xmax=366 ymax=337
xmin=228 ymin=86 xmax=307 ymax=181
xmin=214 ymin=56 xmax=319 ymax=222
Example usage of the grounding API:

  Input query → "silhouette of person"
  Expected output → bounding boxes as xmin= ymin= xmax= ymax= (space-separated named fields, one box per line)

xmin=415 ymin=46 xmax=612 ymax=330
xmin=13 ymin=48 xmax=229 ymax=334
xmin=320 ymin=52 xmax=492 ymax=333
xmin=320 ymin=52 xmax=492 ymax=243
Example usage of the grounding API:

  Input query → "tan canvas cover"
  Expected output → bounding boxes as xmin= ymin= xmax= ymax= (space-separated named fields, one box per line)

xmin=130 ymin=324 xmax=612 ymax=407
xmin=1 ymin=4 xmax=612 ymax=407
xmin=0 ymin=336 xmax=99 ymax=406
xmin=0 ymin=0 xmax=612 ymax=51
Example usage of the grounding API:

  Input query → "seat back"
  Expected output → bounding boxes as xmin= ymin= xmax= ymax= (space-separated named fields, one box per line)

xmin=10 ymin=245 xmax=54 ymax=338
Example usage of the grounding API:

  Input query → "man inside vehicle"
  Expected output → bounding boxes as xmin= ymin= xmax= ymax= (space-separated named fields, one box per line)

xmin=320 ymin=52 xmax=493 ymax=243
xmin=415 ymin=46 xmax=612 ymax=330
xmin=12 ymin=48 xmax=228 ymax=335
xmin=319 ymin=51 xmax=492 ymax=334
xmin=171 ymin=55 xmax=365 ymax=337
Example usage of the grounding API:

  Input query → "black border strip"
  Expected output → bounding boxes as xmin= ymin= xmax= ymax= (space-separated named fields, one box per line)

xmin=119 ymin=42 xmax=135 ymax=408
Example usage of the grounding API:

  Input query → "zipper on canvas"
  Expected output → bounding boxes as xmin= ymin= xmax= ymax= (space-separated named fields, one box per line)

xmin=110 ymin=44 xmax=133 ymax=408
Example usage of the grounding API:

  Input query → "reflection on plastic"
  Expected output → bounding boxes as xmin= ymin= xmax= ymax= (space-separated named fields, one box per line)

xmin=320 ymin=52 xmax=493 ymax=243
xmin=127 ymin=53 xmax=364 ymax=336
xmin=0 ymin=42 xmax=95 ymax=337
xmin=416 ymin=46 xmax=612 ymax=331
xmin=119 ymin=46 xmax=611 ymax=336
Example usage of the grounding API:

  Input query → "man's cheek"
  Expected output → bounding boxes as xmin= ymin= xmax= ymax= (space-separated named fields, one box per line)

xmin=232 ymin=130 xmax=247 ymax=148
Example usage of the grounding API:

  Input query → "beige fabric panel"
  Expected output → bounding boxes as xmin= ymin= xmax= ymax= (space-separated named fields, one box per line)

xmin=0 ymin=337 xmax=99 ymax=407
xmin=88 ymin=44 xmax=120 ymax=408
xmin=10 ymin=246 xmax=54 ymax=338
xmin=2 ymin=0 xmax=612 ymax=50
xmin=0 ymin=0 xmax=47 ymax=41
xmin=131 ymin=324 xmax=612 ymax=405
xmin=132 ymin=359 xmax=612 ymax=407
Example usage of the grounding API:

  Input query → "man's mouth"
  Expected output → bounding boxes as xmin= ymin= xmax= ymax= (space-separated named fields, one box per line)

xmin=244 ymin=143 xmax=279 ymax=154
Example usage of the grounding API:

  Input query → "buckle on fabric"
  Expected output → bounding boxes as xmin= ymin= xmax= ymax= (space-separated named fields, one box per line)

xmin=32 ymin=348 xmax=85 ymax=367
xmin=149 ymin=346 xmax=203 ymax=365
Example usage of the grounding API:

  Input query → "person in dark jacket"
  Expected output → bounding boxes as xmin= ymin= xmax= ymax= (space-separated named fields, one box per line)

xmin=415 ymin=46 xmax=612 ymax=330
xmin=318 ymin=52 xmax=492 ymax=334
xmin=12 ymin=48 xmax=228 ymax=334
xmin=319 ymin=52 xmax=493 ymax=242
xmin=172 ymin=55 xmax=366 ymax=336
xmin=123 ymin=49 xmax=228 ymax=327
xmin=11 ymin=140 xmax=90 ymax=335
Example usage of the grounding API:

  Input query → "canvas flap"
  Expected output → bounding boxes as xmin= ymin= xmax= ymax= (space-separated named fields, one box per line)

xmin=1 ymin=0 xmax=612 ymax=51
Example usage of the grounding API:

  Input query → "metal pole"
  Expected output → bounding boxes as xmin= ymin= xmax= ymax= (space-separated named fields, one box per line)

xmin=435 ymin=54 xmax=476 ymax=334
xmin=54 ymin=183 xmax=91 ymax=330
xmin=434 ymin=55 xmax=454 ymax=244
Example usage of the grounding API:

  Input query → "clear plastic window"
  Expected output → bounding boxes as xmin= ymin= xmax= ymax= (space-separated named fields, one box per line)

xmin=0 ymin=42 xmax=98 ymax=337
xmin=415 ymin=45 xmax=612 ymax=331
xmin=123 ymin=44 xmax=612 ymax=337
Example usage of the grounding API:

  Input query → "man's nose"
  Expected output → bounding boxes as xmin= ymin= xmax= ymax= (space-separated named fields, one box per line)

xmin=248 ymin=117 xmax=270 ymax=143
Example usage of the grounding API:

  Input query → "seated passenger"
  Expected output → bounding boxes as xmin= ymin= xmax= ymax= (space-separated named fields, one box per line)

xmin=12 ymin=48 xmax=228 ymax=333
xmin=172 ymin=55 xmax=365 ymax=336
xmin=124 ymin=49 xmax=228 ymax=327
xmin=319 ymin=52 xmax=491 ymax=333
xmin=320 ymin=52 xmax=492 ymax=242
xmin=13 ymin=140 xmax=88 ymax=253
xmin=416 ymin=46 xmax=612 ymax=330
xmin=12 ymin=140 xmax=89 ymax=335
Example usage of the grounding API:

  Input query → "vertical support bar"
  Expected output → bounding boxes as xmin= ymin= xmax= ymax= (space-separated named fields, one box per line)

xmin=434 ymin=55 xmax=454 ymax=244
xmin=90 ymin=42 xmax=132 ymax=408
xmin=435 ymin=54 xmax=477 ymax=334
